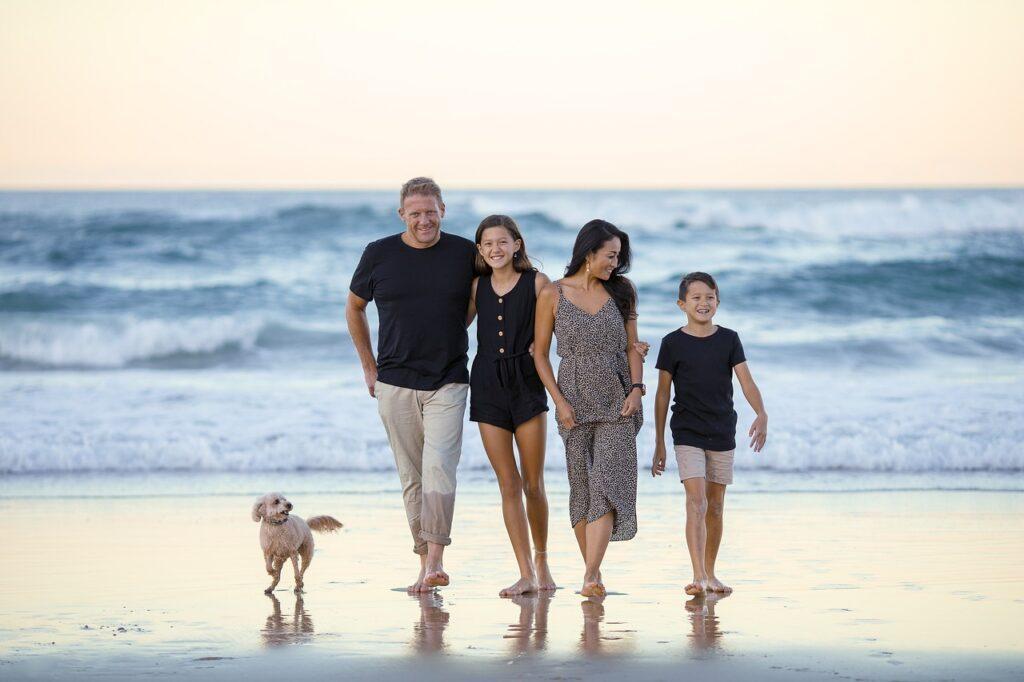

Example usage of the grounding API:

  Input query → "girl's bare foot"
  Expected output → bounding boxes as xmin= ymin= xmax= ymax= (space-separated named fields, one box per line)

xmin=706 ymin=576 xmax=732 ymax=593
xmin=500 ymin=576 xmax=538 ymax=597
xmin=424 ymin=566 xmax=450 ymax=587
xmin=684 ymin=580 xmax=706 ymax=596
xmin=535 ymin=551 xmax=556 ymax=591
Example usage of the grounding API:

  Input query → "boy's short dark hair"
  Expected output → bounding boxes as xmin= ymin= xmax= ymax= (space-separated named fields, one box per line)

xmin=679 ymin=272 xmax=719 ymax=300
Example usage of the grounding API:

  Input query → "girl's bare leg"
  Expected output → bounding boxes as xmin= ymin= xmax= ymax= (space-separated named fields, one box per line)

xmin=683 ymin=477 xmax=708 ymax=595
xmin=515 ymin=413 xmax=555 ymax=590
xmin=480 ymin=423 xmax=538 ymax=596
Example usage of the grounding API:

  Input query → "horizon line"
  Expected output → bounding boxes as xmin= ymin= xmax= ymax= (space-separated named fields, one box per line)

xmin=2 ymin=182 xmax=1023 ymax=193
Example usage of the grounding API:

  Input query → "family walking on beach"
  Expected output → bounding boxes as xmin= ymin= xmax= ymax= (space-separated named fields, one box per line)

xmin=345 ymin=177 xmax=768 ymax=599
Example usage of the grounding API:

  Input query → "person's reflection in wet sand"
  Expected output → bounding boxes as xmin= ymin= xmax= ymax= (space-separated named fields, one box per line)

xmin=262 ymin=593 xmax=314 ymax=647
xmin=685 ymin=591 xmax=729 ymax=652
xmin=411 ymin=591 xmax=450 ymax=654
xmin=504 ymin=593 xmax=552 ymax=655
xmin=579 ymin=596 xmax=638 ymax=656
xmin=579 ymin=596 xmax=606 ymax=654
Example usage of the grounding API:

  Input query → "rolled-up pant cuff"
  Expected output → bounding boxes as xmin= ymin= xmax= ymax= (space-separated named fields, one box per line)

xmin=412 ymin=542 xmax=428 ymax=555
xmin=418 ymin=530 xmax=451 ymax=546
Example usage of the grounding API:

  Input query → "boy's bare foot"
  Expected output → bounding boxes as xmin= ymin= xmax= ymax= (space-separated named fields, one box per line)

xmin=706 ymin=576 xmax=732 ymax=593
xmin=500 ymin=576 xmax=538 ymax=597
xmin=535 ymin=551 xmax=556 ymax=591
xmin=684 ymin=580 xmax=706 ymax=596
xmin=424 ymin=565 xmax=450 ymax=587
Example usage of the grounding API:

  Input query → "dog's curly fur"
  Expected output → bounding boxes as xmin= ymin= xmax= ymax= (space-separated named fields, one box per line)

xmin=252 ymin=492 xmax=343 ymax=594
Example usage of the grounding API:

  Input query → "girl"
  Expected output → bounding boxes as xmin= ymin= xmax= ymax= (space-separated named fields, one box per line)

xmin=469 ymin=215 xmax=556 ymax=596
xmin=533 ymin=219 xmax=644 ymax=598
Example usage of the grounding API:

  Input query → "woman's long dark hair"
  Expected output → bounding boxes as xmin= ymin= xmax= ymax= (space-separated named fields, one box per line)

xmin=564 ymin=219 xmax=636 ymax=320
xmin=474 ymin=214 xmax=536 ymax=275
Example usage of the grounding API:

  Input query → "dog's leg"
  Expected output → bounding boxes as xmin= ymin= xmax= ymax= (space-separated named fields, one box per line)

xmin=265 ymin=553 xmax=275 ymax=576
xmin=290 ymin=553 xmax=303 ymax=593
xmin=265 ymin=556 xmax=284 ymax=594
xmin=297 ymin=543 xmax=313 ymax=589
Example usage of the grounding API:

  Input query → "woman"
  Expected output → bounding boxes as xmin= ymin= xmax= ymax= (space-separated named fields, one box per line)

xmin=469 ymin=214 xmax=556 ymax=596
xmin=533 ymin=219 xmax=644 ymax=598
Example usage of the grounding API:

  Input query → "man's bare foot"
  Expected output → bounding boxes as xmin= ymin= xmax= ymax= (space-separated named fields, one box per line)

xmin=500 ymin=576 xmax=538 ymax=597
xmin=407 ymin=562 xmax=433 ymax=593
xmin=535 ymin=551 xmax=556 ymax=591
xmin=684 ymin=580 xmax=706 ymax=596
xmin=706 ymin=576 xmax=732 ymax=593
xmin=424 ymin=566 xmax=450 ymax=587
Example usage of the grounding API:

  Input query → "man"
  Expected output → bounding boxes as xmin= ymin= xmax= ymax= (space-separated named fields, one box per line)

xmin=346 ymin=177 xmax=477 ymax=592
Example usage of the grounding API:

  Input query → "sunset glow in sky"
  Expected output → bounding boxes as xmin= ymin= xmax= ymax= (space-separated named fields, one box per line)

xmin=2 ymin=0 xmax=1022 ymax=188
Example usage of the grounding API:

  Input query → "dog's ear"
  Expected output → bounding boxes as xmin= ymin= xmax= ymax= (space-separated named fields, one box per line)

xmin=251 ymin=499 xmax=265 ymax=522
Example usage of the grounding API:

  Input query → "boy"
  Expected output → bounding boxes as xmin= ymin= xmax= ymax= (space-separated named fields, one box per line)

xmin=651 ymin=272 xmax=767 ymax=596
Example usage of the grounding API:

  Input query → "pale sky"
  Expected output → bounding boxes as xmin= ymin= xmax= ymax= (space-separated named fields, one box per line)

xmin=1 ymin=0 xmax=1022 ymax=188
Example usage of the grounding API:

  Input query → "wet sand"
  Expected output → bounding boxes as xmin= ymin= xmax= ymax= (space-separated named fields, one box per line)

xmin=1 ymin=472 xmax=1022 ymax=680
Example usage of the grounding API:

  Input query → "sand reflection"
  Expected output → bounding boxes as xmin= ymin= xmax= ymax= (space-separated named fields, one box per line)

xmin=261 ymin=593 xmax=313 ymax=648
xmin=579 ymin=596 xmax=637 ymax=656
xmin=411 ymin=592 xmax=450 ymax=654
xmin=685 ymin=592 xmax=729 ymax=652
xmin=503 ymin=593 xmax=551 ymax=655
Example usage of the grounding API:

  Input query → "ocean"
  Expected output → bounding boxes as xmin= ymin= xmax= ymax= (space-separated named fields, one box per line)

xmin=1 ymin=189 xmax=1022 ymax=486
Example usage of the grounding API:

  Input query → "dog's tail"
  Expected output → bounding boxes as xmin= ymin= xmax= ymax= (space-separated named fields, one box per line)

xmin=307 ymin=516 xmax=343 ymax=533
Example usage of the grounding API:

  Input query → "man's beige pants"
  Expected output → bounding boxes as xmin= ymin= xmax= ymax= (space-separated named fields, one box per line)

xmin=375 ymin=380 xmax=468 ymax=555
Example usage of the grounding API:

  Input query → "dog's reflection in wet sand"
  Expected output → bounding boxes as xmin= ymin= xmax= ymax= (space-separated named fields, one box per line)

xmin=685 ymin=591 xmax=729 ymax=652
xmin=503 ymin=593 xmax=552 ymax=655
xmin=411 ymin=591 xmax=450 ymax=654
xmin=262 ymin=593 xmax=314 ymax=647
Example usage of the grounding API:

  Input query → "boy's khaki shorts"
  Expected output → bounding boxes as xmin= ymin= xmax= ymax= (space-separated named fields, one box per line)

xmin=674 ymin=444 xmax=735 ymax=485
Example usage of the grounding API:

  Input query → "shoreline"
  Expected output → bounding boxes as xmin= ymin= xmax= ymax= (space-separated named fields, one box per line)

xmin=2 ymin=469 xmax=1021 ymax=499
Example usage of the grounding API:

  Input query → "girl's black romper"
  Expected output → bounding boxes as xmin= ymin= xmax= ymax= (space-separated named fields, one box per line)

xmin=470 ymin=269 xmax=549 ymax=431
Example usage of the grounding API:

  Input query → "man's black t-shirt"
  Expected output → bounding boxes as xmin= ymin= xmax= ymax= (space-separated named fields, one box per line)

xmin=655 ymin=326 xmax=746 ymax=451
xmin=349 ymin=232 xmax=476 ymax=390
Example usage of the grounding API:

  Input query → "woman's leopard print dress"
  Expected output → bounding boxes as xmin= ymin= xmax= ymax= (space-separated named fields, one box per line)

xmin=554 ymin=283 xmax=641 ymax=541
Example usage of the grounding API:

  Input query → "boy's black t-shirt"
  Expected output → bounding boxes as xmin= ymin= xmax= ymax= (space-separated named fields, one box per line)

xmin=655 ymin=326 xmax=746 ymax=451
xmin=349 ymin=232 xmax=476 ymax=390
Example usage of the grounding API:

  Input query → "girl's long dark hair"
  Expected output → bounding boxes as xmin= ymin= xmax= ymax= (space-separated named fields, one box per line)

xmin=474 ymin=215 xmax=535 ymax=275
xmin=564 ymin=219 xmax=636 ymax=320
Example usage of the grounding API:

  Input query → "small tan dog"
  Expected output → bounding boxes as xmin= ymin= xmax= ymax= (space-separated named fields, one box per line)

xmin=251 ymin=492 xmax=343 ymax=594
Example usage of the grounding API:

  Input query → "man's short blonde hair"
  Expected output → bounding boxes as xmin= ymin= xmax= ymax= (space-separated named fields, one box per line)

xmin=400 ymin=177 xmax=443 ymax=207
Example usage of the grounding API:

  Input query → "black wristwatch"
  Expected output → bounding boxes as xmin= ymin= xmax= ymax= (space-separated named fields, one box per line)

xmin=630 ymin=383 xmax=646 ymax=396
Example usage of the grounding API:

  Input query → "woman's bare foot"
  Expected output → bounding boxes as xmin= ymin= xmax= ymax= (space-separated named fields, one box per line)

xmin=424 ymin=566 xmax=450 ymax=587
xmin=706 ymin=575 xmax=732 ymax=593
xmin=500 ymin=576 xmax=538 ymax=597
xmin=535 ymin=551 xmax=556 ymax=591
xmin=580 ymin=580 xmax=606 ymax=597
xmin=684 ymin=580 xmax=706 ymax=596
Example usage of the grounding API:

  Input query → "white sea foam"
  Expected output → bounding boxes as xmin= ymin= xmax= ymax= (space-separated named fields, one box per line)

xmin=1 ymin=364 xmax=1020 ymax=475
xmin=0 ymin=316 xmax=265 ymax=367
